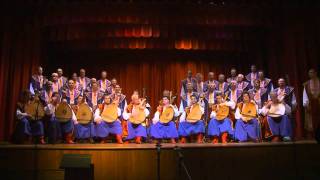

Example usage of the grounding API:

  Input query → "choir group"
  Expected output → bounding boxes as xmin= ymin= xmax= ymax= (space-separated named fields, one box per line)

xmin=12 ymin=65 xmax=320 ymax=144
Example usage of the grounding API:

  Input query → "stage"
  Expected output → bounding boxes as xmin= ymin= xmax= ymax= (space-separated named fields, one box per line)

xmin=0 ymin=140 xmax=319 ymax=180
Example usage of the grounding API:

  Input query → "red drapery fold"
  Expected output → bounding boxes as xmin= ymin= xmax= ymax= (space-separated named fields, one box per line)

xmin=0 ymin=3 xmax=319 ymax=141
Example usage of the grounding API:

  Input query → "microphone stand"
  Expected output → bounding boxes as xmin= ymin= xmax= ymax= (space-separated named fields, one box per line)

xmin=174 ymin=146 xmax=192 ymax=180
xmin=156 ymin=142 xmax=161 ymax=180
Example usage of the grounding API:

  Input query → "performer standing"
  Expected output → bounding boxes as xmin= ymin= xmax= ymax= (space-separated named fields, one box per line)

xmin=94 ymin=95 xmax=123 ymax=144
xmin=248 ymin=79 xmax=269 ymax=109
xmin=195 ymin=73 xmax=205 ymax=94
xmin=62 ymin=80 xmax=81 ymax=105
xmin=150 ymin=95 xmax=179 ymax=143
xmin=258 ymin=70 xmax=274 ymax=94
xmin=122 ymin=93 xmax=150 ymax=143
xmin=225 ymin=80 xmax=243 ymax=104
xmin=180 ymin=70 xmax=197 ymax=97
xmin=97 ymin=70 xmax=111 ymax=93
xmin=208 ymin=93 xmax=235 ymax=143
xmin=29 ymin=66 xmax=47 ymax=95
xmin=85 ymin=81 xmax=104 ymax=110
xmin=107 ymin=78 xmax=118 ymax=95
xmin=217 ymin=74 xmax=229 ymax=94
xmin=234 ymin=92 xmax=260 ymax=142
xmin=227 ymin=68 xmax=237 ymax=83
xmin=261 ymin=92 xmax=292 ymax=142
xmin=246 ymin=65 xmax=258 ymax=86
xmin=203 ymin=72 xmax=218 ymax=93
xmin=178 ymin=94 xmax=205 ymax=143
xmin=303 ymin=69 xmax=320 ymax=138
xmin=51 ymin=73 xmax=62 ymax=93
xmin=71 ymin=73 xmax=83 ymax=92
xmin=77 ymin=68 xmax=91 ymax=91
xmin=57 ymin=68 xmax=68 ymax=89
xmin=237 ymin=74 xmax=251 ymax=91
xmin=40 ymin=81 xmax=53 ymax=106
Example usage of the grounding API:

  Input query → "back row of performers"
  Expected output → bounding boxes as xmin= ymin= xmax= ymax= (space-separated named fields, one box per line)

xmin=13 ymin=65 xmax=320 ymax=144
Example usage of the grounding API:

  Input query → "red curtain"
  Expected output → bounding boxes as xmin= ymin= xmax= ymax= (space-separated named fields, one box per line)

xmin=0 ymin=3 xmax=319 ymax=141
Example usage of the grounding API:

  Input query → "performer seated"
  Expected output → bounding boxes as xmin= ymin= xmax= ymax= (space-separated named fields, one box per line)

xmin=45 ymin=92 xmax=78 ymax=144
xmin=178 ymin=94 xmax=205 ymax=143
xmin=122 ymin=93 xmax=150 ymax=144
xmin=208 ymin=93 xmax=235 ymax=143
xmin=234 ymin=91 xmax=260 ymax=142
xmin=94 ymin=95 xmax=123 ymax=144
xmin=260 ymin=92 xmax=292 ymax=142
xmin=13 ymin=90 xmax=45 ymax=144
xmin=150 ymin=95 xmax=179 ymax=143
xmin=110 ymin=85 xmax=128 ymax=139
xmin=73 ymin=95 xmax=96 ymax=143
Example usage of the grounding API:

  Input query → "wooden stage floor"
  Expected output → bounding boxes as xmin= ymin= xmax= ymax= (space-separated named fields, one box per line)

xmin=0 ymin=140 xmax=319 ymax=180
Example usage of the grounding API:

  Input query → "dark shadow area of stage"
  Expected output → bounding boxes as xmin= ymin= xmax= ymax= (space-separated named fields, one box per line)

xmin=0 ymin=140 xmax=319 ymax=180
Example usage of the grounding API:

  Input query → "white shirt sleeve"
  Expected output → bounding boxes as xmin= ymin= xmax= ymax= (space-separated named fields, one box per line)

xmin=44 ymin=104 xmax=54 ymax=116
xmin=179 ymin=111 xmax=186 ymax=123
xmin=152 ymin=111 xmax=160 ymax=124
xmin=285 ymin=103 xmax=292 ymax=115
xmin=235 ymin=107 xmax=241 ymax=120
xmin=29 ymin=83 xmax=35 ymax=95
xmin=173 ymin=105 xmax=179 ymax=117
xmin=71 ymin=109 xmax=77 ymax=123
xmin=260 ymin=106 xmax=269 ymax=116
xmin=94 ymin=108 xmax=102 ymax=123
xmin=144 ymin=108 xmax=150 ymax=117
xmin=291 ymin=93 xmax=297 ymax=110
xmin=179 ymin=101 xmax=184 ymax=114
xmin=122 ymin=110 xmax=131 ymax=120
xmin=303 ymin=87 xmax=309 ymax=107
xmin=16 ymin=109 xmax=28 ymax=120
xmin=210 ymin=111 xmax=217 ymax=119
xmin=225 ymin=101 xmax=236 ymax=109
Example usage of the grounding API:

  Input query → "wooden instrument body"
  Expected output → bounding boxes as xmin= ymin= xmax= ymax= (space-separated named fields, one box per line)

xmin=268 ymin=103 xmax=285 ymax=118
xmin=240 ymin=102 xmax=258 ymax=122
xmin=159 ymin=106 xmax=175 ymax=124
xmin=101 ymin=103 xmax=119 ymax=123
xmin=213 ymin=104 xmax=230 ymax=121
xmin=55 ymin=102 xmax=73 ymax=122
xmin=76 ymin=103 xmax=93 ymax=124
xmin=186 ymin=103 xmax=202 ymax=123
xmin=24 ymin=101 xmax=45 ymax=120
xmin=129 ymin=106 xmax=146 ymax=125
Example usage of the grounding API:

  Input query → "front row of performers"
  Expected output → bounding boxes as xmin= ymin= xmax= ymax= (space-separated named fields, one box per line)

xmin=13 ymin=80 xmax=294 ymax=144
